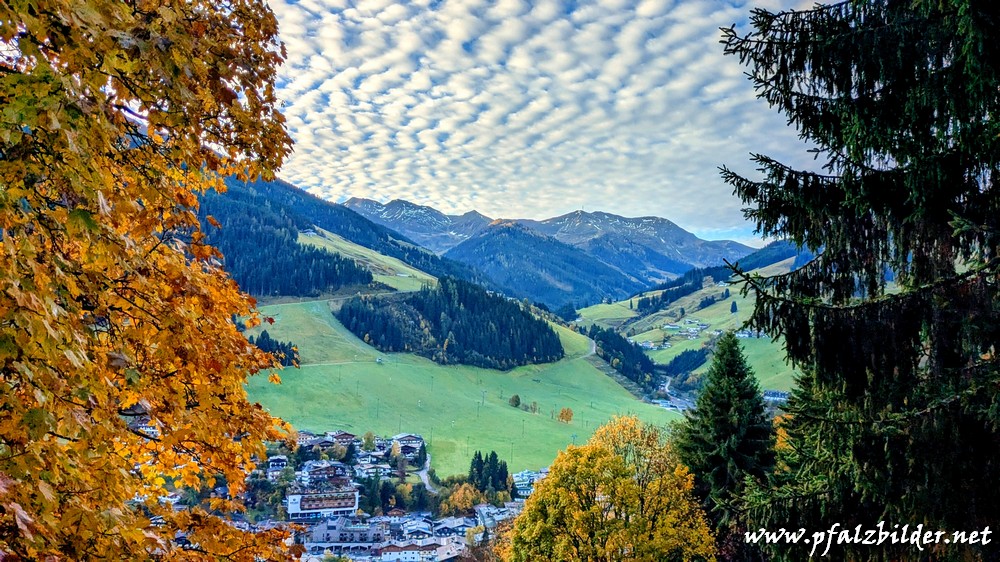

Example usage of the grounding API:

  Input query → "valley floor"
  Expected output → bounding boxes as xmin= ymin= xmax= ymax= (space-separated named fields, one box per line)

xmin=246 ymin=300 xmax=680 ymax=477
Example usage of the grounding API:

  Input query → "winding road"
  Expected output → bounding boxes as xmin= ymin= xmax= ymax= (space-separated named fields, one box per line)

xmin=416 ymin=453 xmax=438 ymax=495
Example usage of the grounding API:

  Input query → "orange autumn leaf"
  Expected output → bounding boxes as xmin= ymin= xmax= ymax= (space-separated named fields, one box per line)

xmin=0 ymin=0 xmax=295 ymax=559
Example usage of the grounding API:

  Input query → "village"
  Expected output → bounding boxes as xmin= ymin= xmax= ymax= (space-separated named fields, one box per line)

xmin=150 ymin=424 xmax=549 ymax=562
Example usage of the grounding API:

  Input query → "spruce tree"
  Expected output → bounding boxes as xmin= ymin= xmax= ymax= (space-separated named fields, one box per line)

xmin=469 ymin=451 xmax=485 ymax=490
xmin=676 ymin=332 xmax=774 ymax=560
xmin=721 ymin=2 xmax=1000 ymax=560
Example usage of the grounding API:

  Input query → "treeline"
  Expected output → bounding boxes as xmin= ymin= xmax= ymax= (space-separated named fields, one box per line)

xmin=581 ymin=325 xmax=657 ymax=392
xmin=657 ymin=348 xmax=710 ymax=394
xmin=357 ymin=476 xmax=434 ymax=515
xmin=248 ymin=330 xmax=299 ymax=367
xmin=199 ymin=188 xmax=372 ymax=296
xmin=662 ymin=348 xmax=710 ymax=377
xmin=337 ymin=277 xmax=564 ymax=370
xmin=697 ymin=288 xmax=731 ymax=311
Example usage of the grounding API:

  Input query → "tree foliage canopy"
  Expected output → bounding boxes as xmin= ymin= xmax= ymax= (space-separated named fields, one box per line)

xmin=501 ymin=416 xmax=715 ymax=562
xmin=1 ymin=1 xmax=294 ymax=559
xmin=721 ymin=1 xmax=1000 ymax=560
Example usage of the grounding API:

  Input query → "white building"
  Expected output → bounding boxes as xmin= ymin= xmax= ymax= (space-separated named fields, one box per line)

xmin=287 ymin=487 xmax=360 ymax=521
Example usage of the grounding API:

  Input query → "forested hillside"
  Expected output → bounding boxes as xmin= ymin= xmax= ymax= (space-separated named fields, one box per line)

xmin=223 ymin=177 xmax=490 ymax=286
xmin=581 ymin=325 xmax=657 ymax=392
xmin=445 ymin=221 xmax=644 ymax=308
xmin=336 ymin=277 xmax=564 ymax=370
xmin=200 ymin=187 xmax=372 ymax=296
xmin=634 ymin=240 xmax=809 ymax=315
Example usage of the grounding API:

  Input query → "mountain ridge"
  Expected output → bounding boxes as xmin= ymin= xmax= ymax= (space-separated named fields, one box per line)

xmin=344 ymin=197 xmax=755 ymax=289
xmin=443 ymin=221 xmax=647 ymax=308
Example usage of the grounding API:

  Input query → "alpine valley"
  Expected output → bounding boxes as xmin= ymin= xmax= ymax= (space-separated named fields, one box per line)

xmin=198 ymin=176 xmax=806 ymax=478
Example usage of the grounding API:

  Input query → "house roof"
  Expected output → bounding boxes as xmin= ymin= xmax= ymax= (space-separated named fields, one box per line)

xmin=390 ymin=433 xmax=423 ymax=441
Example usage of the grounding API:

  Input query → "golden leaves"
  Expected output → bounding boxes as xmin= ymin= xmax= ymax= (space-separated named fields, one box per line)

xmin=503 ymin=416 xmax=716 ymax=562
xmin=1 ymin=0 xmax=294 ymax=559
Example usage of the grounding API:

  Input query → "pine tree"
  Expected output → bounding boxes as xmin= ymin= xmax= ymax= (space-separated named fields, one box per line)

xmin=721 ymin=2 xmax=1000 ymax=560
xmin=469 ymin=451 xmax=485 ymax=490
xmin=676 ymin=332 xmax=773 ymax=560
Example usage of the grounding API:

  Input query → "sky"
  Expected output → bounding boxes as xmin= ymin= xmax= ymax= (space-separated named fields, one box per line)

xmin=268 ymin=0 xmax=814 ymax=245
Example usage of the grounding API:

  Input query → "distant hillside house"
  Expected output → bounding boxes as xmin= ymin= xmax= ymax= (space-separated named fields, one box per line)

xmin=392 ymin=434 xmax=424 ymax=449
xmin=377 ymin=540 xmax=443 ymax=562
xmin=433 ymin=516 xmax=477 ymax=538
xmin=266 ymin=454 xmax=289 ymax=481
xmin=474 ymin=502 xmax=524 ymax=530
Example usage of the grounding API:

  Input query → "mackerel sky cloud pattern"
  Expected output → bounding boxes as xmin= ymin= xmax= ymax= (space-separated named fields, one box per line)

xmin=269 ymin=0 xmax=813 ymax=244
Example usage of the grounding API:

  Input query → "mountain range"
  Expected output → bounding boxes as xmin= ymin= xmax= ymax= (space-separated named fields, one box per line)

xmin=344 ymin=197 xmax=755 ymax=307
xmin=200 ymin=182 xmax=760 ymax=309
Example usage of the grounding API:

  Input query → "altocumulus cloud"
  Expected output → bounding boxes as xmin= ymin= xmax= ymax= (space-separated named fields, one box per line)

xmin=270 ymin=0 xmax=815 ymax=244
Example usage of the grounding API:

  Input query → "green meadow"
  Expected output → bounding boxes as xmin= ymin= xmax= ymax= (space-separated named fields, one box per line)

xmin=298 ymin=227 xmax=437 ymax=292
xmin=579 ymin=257 xmax=799 ymax=392
xmin=246 ymin=301 xmax=680 ymax=477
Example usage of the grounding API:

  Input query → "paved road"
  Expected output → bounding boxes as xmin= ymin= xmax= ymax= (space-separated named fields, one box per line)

xmin=417 ymin=454 xmax=438 ymax=495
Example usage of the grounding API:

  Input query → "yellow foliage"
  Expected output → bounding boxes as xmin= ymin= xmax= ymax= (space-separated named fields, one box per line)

xmin=440 ymin=483 xmax=486 ymax=516
xmin=0 ymin=0 xmax=295 ymax=559
xmin=774 ymin=413 xmax=792 ymax=451
xmin=502 ymin=416 xmax=715 ymax=562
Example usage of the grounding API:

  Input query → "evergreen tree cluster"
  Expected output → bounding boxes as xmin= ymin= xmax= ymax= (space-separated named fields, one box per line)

xmin=199 ymin=188 xmax=372 ymax=297
xmin=634 ymin=241 xmax=808 ymax=315
xmin=661 ymin=348 xmax=710 ymax=378
xmin=337 ymin=277 xmax=564 ymax=370
xmin=468 ymin=450 xmax=513 ymax=497
xmin=657 ymin=348 xmax=711 ymax=394
xmin=247 ymin=330 xmax=299 ymax=367
xmin=357 ymin=476 xmax=432 ymax=515
xmin=554 ymin=302 xmax=578 ymax=322
xmin=582 ymin=325 xmax=657 ymax=392
xmin=697 ymin=294 xmax=718 ymax=310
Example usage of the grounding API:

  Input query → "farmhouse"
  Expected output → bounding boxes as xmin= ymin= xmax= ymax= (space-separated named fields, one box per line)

xmin=376 ymin=537 xmax=464 ymax=562
xmin=391 ymin=434 xmax=424 ymax=449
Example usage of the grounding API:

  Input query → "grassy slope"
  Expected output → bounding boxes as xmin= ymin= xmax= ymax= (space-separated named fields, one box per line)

xmin=246 ymin=301 xmax=679 ymax=477
xmin=577 ymin=301 xmax=639 ymax=328
xmin=578 ymin=257 xmax=799 ymax=391
xmin=299 ymin=228 xmax=437 ymax=292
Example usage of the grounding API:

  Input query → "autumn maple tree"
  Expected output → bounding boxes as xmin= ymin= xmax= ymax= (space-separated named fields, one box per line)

xmin=500 ymin=416 xmax=715 ymax=562
xmin=1 ymin=1 xmax=296 ymax=559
